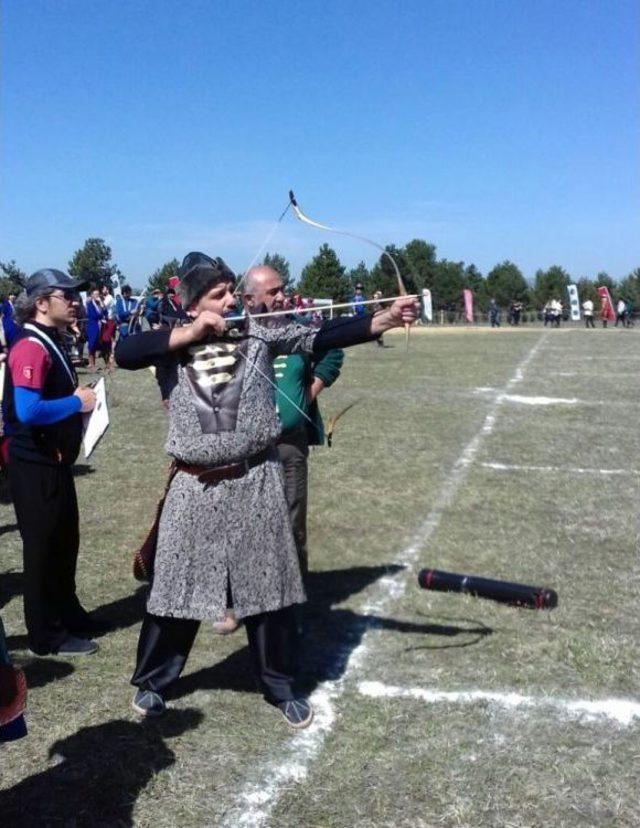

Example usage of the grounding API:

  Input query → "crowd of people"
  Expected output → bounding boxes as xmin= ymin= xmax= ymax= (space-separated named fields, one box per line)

xmin=0 ymin=255 xmax=417 ymax=736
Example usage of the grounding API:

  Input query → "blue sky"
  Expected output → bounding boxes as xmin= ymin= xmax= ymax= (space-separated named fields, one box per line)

xmin=1 ymin=0 xmax=638 ymax=287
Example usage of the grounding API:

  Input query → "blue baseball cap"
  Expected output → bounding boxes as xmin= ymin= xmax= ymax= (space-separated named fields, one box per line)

xmin=25 ymin=269 xmax=89 ymax=296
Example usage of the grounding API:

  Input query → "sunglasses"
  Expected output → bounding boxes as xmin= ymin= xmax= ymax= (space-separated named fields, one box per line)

xmin=49 ymin=290 xmax=79 ymax=303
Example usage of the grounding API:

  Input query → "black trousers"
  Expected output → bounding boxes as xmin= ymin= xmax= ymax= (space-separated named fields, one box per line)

xmin=8 ymin=458 xmax=88 ymax=654
xmin=131 ymin=607 xmax=298 ymax=704
xmin=277 ymin=428 xmax=309 ymax=580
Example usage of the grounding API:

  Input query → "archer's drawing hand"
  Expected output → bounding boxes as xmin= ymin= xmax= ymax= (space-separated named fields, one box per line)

xmin=188 ymin=311 xmax=228 ymax=341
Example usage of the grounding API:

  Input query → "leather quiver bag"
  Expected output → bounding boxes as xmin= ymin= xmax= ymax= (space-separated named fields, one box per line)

xmin=133 ymin=462 xmax=178 ymax=582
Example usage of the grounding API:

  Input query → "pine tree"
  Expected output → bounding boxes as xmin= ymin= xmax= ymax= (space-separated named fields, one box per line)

xmin=298 ymin=244 xmax=349 ymax=303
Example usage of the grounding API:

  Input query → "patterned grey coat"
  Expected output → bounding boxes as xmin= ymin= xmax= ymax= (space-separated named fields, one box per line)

xmin=146 ymin=320 xmax=317 ymax=621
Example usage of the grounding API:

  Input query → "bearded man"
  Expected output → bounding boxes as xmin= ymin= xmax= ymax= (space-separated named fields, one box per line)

xmin=242 ymin=266 xmax=343 ymax=583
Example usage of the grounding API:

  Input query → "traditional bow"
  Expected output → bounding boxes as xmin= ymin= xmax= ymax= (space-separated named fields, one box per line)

xmin=288 ymin=190 xmax=411 ymax=350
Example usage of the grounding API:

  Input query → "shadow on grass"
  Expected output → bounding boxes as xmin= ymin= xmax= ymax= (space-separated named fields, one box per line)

xmin=21 ymin=657 xmax=75 ymax=688
xmin=89 ymin=585 xmax=148 ymax=638
xmin=0 ymin=570 xmax=22 ymax=610
xmin=170 ymin=565 xmax=491 ymax=701
xmin=73 ymin=464 xmax=96 ymax=477
xmin=0 ymin=708 xmax=204 ymax=826
xmin=171 ymin=564 xmax=401 ymax=700
xmin=399 ymin=612 xmax=494 ymax=651
xmin=1 ymin=574 xmax=147 ymax=639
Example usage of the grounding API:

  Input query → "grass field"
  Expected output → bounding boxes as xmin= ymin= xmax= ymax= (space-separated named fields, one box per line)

xmin=1 ymin=324 xmax=639 ymax=827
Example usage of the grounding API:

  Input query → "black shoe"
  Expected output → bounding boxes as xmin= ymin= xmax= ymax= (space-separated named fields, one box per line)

xmin=54 ymin=635 xmax=98 ymax=656
xmin=276 ymin=698 xmax=314 ymax=729
xmin=132 ymin=689 xmax=166 ymax=717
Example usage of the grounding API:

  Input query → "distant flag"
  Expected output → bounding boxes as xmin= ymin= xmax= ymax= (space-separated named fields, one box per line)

xmin=112 ymin=271 xmax=123 ymax=300
xmin=597 ymin=286 xmax=615 ymax=322
xmin=421 ymin=288 xmax=433 ymax=323
xmin=567 ymin=284 xmax=581 ymax=321
xmin=463 ymin=289 xmax=474 ymax=323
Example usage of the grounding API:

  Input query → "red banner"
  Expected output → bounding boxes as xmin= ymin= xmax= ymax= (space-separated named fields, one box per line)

xmin=463 ymin=289 xmax=474 ymax=323
xmin=597 ymin=286 xmax=615 ymax=321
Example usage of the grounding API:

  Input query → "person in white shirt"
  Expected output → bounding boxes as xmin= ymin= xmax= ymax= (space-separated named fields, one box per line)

xmin=582 ymin=299 xmax=595 ymax=328
xmin=615 ymin=298 xmax=627 ymax=327
xmin=101 ymin=285 xmax=116 ymax=320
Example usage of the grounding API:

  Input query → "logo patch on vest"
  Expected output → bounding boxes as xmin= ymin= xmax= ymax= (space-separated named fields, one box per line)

xmin=22 ymin=366 xmax=33 ymax=380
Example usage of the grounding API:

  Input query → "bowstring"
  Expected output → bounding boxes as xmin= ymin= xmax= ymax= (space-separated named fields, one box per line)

xmin=235 ymin=199 xmax=292 ymax=296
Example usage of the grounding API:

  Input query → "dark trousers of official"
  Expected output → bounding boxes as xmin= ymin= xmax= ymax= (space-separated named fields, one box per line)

xmin=8 ymin=458 xmax=86 ymax=654
xmin=131 ymin=608 xmax=297 ymax=704
xmin=585 ymin=316 xmax=595 ymax=328
xmin=277 ymin=428 xmax=309 ymax=580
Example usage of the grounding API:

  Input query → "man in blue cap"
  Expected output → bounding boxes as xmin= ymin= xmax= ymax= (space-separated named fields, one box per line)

xmin=5 ymin=269 xmax=99 ymax=656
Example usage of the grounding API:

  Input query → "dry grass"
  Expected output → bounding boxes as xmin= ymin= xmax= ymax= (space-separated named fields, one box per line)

xmin=0 ymin=326 xmax=638 ymax=827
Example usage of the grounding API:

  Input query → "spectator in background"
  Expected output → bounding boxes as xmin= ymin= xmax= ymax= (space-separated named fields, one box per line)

xmin=511 ymin=300 xmax=523 ymax=326
xmin=489 ymin=298 xmax=500 ymax=328
xmin=159 ymin=286 xmax=187 ymax=327
xmin=115 ymin=285 xmax=140 ymax=340
xmin=1 ymin=293 xmax=19 ymax=345
xmin=601 ymin=295 xmax=611 ymax=328
xmin=101 ymin=285 xmax=116 ymax=320
xmin=615 ymin=298 xmax=627 ymax=327
xmin=372 ymin=290 xmax=385 ymax=346
xmin=352 ymin=283 xmax=366 ymax=317
xmin=85 ymin=288 xmax=107 ymax=370
xmin=144 ymin=289 xmax=163 ymax=328
xmin=582 ymin=298 xmax=595 ymax=328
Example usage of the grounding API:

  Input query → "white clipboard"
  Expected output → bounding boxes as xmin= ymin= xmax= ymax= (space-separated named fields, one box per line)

xmin=82 ymin=377 xmax=109 ymax=459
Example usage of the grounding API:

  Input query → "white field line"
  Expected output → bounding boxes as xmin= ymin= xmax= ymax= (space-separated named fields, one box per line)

xmin=358 ymin=681 xmax=640 ymax=727
xmin=547 ymin=371 xmax=640 ymax=378
xmin=500 ymin=394 xmax=578 ymax=405
xmin=481 ymin=462 xmax=640 ymax=477
xmin=222 ymin=332 xmax=549 ymax=828
xmin=561 ymin=355 xmax=640 ymax=361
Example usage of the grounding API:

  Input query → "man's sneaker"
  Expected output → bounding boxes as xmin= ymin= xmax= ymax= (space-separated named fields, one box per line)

xmin=132 ymin=689 xmax=166 ymax=717
xmin=54 ymin=635 xmax=98 ymax=656
xmin=212 ymin=610 xmax=239 ymax=635
xmin=276 ymin=698 xmax=314 ymax=729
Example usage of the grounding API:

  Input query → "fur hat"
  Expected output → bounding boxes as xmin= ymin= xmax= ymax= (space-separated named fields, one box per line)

xmin=178 ymin=252 xmax=236 ymax=308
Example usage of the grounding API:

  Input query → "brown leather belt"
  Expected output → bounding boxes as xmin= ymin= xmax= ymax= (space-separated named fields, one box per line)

xmin=174 ymin=446 xmax=272 ymax=485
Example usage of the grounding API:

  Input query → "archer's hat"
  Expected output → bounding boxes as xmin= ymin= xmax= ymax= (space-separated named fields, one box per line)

xmin=178 ymin=252 xmax=236 ymax=308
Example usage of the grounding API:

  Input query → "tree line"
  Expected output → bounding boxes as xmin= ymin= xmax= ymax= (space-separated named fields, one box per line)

xmin=2 ymin=237 xmax=638 ymax=313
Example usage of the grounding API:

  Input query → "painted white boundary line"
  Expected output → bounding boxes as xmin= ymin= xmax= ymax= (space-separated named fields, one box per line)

xmin=223 ymin=332 xmax=549 ymax=828
xmin=500 ymin=394 xmax=578 ymax=405
xmin=358 ymin=681 xmax=640 ymax=727
xmin=481 ymin=462 xmax=640 ymax=477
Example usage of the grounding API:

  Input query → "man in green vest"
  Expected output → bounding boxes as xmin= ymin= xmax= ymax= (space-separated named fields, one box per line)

xmin=242 ymin=266 xmax=343 ymax=580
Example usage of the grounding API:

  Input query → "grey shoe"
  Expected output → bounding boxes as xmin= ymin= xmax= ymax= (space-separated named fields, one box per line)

xmin=276 ymin=698 xmax=314 ymax=729
xmin=132 ymin=689 xmax=166 ymax=717
xmin=55 ymin=635 xmax=98 ymax=656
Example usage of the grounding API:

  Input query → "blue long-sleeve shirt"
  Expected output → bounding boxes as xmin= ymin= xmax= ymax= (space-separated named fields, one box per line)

xmin=14 ymin=387 xmax=81 ymax=425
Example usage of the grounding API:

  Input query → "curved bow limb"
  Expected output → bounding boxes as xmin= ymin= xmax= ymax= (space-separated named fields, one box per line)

xmin=289 ymin=191 xmax=411 ymax=350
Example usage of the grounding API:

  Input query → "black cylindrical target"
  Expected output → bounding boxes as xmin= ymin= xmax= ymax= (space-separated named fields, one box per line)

xmin=418 ymin=568 xmax=558 ymax=610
